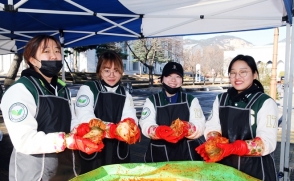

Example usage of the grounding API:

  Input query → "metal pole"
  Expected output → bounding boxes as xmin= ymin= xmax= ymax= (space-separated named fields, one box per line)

xmin=279 ymin=23 xmax=293 ymax=181
xmin=270 ymin=28 xmax=279 ymax=99
xmin=59 ymin=31 xmax=65 ymax=82
xmin=283 ymin=21 xmax=294 ymax=181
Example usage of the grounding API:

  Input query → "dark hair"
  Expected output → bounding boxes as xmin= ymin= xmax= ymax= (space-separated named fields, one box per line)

xmin=23 ymin=35 xmax=61 ymax=68
xmin=228 ymin=54 xmax=264 ymax=91
xmin=96 ymin=51 xmax=123 ymax=79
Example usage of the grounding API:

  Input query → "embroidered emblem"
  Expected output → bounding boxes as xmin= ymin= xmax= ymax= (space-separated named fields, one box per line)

xmin=173 ymin=65 xmax=177 ymax=69
xmin=9 ymin=102 xmax=28 ymax=122
xmin=76 ymin=95 xmax=90 ymax=107
xmin=140 ymin=107 xmax=151 ymax=120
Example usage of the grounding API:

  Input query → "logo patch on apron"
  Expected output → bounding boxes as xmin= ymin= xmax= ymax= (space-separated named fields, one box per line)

xmin=76 ymin=95 xmax=90 ymax=107
xmin=140 ymin=107 xmax=151 ymax=120
xmin=9 ymin=102 xmax=28 ymax=122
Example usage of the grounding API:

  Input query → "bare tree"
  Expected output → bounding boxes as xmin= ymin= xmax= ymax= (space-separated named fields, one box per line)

xmin=183 ymin=48 xmax=202 ymax=84
xmin=161 ymin=37 xmax=184 ymax=63
xmin=223 ymin=56 xmax=233 ymax=82
xmin=257 ymin=62 xmax=271 ymax=95
xmin=4 ymin=53 xmax=23 ymax=89
xmin=126 ymin=38 xmax=169 ymax=86
xmin=202 ymin=45 xmax=224 ymax=84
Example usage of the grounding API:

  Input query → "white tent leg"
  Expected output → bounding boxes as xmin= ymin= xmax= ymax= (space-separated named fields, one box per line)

xmin=283 ymin=20 xmax=294 ymax=180
xmin=279 ymin=21 xmax=294 ymax=181
xmin=279 ymin=23 xmax=290 ymax=180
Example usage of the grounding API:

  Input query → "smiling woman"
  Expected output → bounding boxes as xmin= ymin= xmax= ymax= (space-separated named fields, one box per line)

xmin=139 ymin=62 xmax=206 ymax=163
xmin=74 ymin=50 xmax=139 ymax=174
xmin=197 ymin=54 xmax=279 ymax=181
xmin=0 ymin=35 xmax=81 ymax=180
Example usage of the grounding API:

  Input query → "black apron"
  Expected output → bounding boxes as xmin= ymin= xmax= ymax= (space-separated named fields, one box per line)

xmin=144 ymin=92 xmax=204 ymax=162
xmin=9 ymin=77 xmax=80 ymax=181
xmin=218 ymin=92 xmax=277 ymax=181
xmin=79 ymin=81 xmax=129 ymax=174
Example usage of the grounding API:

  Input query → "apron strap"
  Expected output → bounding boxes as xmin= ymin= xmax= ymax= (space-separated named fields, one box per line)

xmin=219 ymin=92 xmax=263 ymax=108
xmin=64 ymin=86 xmax=70 ymax=101
xmin=27 ymin=76 xmax=71 ymax=102
xmin=93 ymin=80 xmax=105 ymax=92
xmin=181 ymin=92 xmax=187 ymax=102
xmin=118 ymin=85 xmax=126 ymax=95
xmin=153 ymin=93 xmax=161 ymax=107
xmin=219 ymin=92 xmax=228 ymax=106
xmin=154 ymin=92 xmax=187 ymax=107
xmin=26 ymin=76 xmax=45 ymax=95
xmin=245 ymin=92 xmax=263 ymax=108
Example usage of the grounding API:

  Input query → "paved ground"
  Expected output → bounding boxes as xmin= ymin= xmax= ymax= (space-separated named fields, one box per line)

xmin=0 ymin=86 xmax=294 ymax=180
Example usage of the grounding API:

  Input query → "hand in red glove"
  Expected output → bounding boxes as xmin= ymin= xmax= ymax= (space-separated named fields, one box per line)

xmin=155 ymin=125 xmax=178 ymax=143
xmin=173 ymin=120 xmax=189 ymax=141
xmin=168 ymin=119 xmax=189 ymax=143
xmin=196 ymin=139 xmax=249 ymax=163
xmin=215 ymin=140 xmax=249 ymax=162
xmin=109 ymin=123 xmax=125 ymax=142
xmin=66 ymin=134 xmax=104 ymax=155
xmin=76 ymin=123 xmax=91 ymax=137
xmin=109 ymin=118 xmax=141 ymax=144
xmin=195 ymin=142 xmax=210 ymax=161
xmin=196 ymin=136 xmax=231 ymax=162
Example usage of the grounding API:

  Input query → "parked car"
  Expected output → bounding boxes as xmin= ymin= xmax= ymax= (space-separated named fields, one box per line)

xmin=195 ymin=74 xmax=208 ymax=82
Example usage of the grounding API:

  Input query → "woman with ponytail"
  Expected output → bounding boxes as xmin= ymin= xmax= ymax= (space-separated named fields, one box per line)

xmin=196 ymin=54 xmax=278 ymax=181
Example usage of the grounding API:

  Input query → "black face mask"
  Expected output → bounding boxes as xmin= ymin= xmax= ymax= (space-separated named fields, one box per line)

xmin=162 ymin=83 xmax=181 ymax=95
xmin=37 ymin=60 xmax=63 ymax=78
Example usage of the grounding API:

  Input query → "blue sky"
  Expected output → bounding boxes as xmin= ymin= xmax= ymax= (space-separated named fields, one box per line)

xmin=184 ymin=26 xmax=286 ymax=46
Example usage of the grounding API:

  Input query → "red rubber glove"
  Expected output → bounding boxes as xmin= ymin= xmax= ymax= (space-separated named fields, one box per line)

xmin=109 ymin=118 xmax=141 ymax=144
xmin=76 ymin=123 xmax=91 ymax=137
xmin=66 ymin=134 xmax=104 ymax=155
xmin=195 ymin=140 xmax=210 ymax=161
xmin=214 ymin=140 xmax=249 ymax=162
xmin=155 ymin=126 xmax=178 ymax=143
xmin=196 ymin=136 xmax=233 ymax=162
xmin=109 ymin=123 xmax=125 ymax=142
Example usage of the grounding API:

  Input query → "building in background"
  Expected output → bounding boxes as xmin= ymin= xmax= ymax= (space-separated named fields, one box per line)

xmin=3 ymin=36 xmax=285 ymax=78
xmin=120 ymin=37 xmax=184 ymax=75
xmin=223 ymin=42 xmax=285 ymax=78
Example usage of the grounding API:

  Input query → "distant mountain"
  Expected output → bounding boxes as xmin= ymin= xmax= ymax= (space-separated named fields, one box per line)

xmin=264 ymin=38 xmax=286 ymax=45
xmin=184 ymin=35 xmax=254 ymax=51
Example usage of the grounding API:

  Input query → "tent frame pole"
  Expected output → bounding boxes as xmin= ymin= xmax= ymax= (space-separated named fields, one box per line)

xmin=279 ymin=21 xmax=293 ymax=181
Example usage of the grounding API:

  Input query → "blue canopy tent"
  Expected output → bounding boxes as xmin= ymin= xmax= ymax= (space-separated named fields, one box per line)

xmin=0 ymin=0 xmax=290 ymax=51
xmin=0 ymin=0 xmax=293 ymax=180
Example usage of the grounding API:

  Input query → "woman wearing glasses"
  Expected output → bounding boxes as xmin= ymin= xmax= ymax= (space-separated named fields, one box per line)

xmin=75 ymin=50 xmax=139 ymax=174
xmin=196 ymin=54 xmax=278 ymax=181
